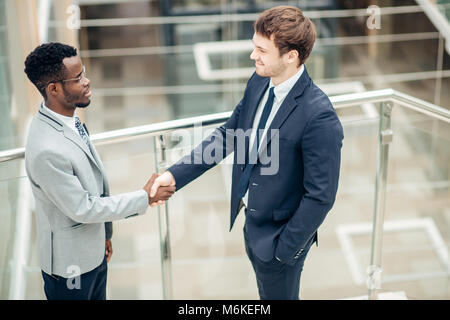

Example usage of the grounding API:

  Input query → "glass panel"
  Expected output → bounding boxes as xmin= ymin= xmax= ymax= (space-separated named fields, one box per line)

xmin=87 ymin=137 xmax=163 ymax=299
xmin=6 ymin=137 xmax=164 ymax=300
xmin=0 ymin=158 xmax=24 ymax=183
xmin=0 ymin=169 xmax=29 ymax=299
xmin=158 ymin=124 xmax=256 ymax=299
xmin=154 ymin=107 xmax=382 ymax=299
xmin=2 ymin=99 xmax=448 ymax=299
xmin=378 ymin=103 xmax=450 ymax=299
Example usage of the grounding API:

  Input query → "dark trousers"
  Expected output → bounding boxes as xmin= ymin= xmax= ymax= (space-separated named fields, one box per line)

xmin=244 ymin=228 xmax=314 ymax=300
xmin=41 ymin=256 xmax=108 ymax=300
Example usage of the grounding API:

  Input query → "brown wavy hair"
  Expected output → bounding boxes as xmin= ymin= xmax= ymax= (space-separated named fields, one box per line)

xmin=254 ymin=6 xmax=316 ymax=67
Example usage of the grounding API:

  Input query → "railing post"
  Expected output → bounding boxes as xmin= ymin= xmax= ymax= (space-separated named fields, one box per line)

xmin=367 ymin=101 xmax=393 ymax=300
xmin=153 ymin=134 xmax=173 ymax=300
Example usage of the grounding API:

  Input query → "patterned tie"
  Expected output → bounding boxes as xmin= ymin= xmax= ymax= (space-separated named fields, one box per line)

xmin=236 ymin=87 xmax=275 ymax=199
xmin=75 ymin=116 xmax=90 ymax=147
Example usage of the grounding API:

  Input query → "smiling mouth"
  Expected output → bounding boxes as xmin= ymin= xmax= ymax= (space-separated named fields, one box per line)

xmin=84 ymin=90 xmax=91 ymax=98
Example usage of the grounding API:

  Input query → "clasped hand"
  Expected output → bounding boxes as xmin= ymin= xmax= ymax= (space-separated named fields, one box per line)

xmin=143 ymin=172 xmax=176 ymax=207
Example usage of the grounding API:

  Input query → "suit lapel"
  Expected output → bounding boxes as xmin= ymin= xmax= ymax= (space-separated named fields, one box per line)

xmin=243 ymin=77 xmax=270 ymax=131
xmin=37 ymin=104 xmax=101 ymax=171
xmin=88 ymin=142 xmax=110 ymax=195
xmin=80 ymin=122 xmax=108 ymax=191
xmin=258 ymin=68 xmax=312 ymax=156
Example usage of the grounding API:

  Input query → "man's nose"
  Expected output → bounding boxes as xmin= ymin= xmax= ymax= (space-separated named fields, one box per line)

xmin=250 ymin=49 xmax=257 ymax=60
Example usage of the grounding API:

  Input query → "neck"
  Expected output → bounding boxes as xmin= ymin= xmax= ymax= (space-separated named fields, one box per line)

xmin=45 ymin=100 xmax=75 ymax=117
xmin=271 ymin=64 xmax=302 ymax=86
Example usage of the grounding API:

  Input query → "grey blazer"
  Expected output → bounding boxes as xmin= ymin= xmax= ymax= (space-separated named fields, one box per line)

xmin=25 ymin=104 xmax=148 ymax=277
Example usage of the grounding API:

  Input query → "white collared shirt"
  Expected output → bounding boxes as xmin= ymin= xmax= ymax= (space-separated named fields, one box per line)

xmin=42 ymin=102 xmax=79 ymax=134
xmin=243 ymin=65 xmax=305 ymax=207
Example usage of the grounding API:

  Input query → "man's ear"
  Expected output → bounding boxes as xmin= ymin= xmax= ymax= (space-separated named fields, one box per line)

xmin=46 ymin=83 xmax=58 ymax=97
xmin=286 ymin=49 xmax=299 ymax=65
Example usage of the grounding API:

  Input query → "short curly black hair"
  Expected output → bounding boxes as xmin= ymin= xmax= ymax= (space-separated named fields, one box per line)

xmin=24 ymin=42 xmax=78 ymax=99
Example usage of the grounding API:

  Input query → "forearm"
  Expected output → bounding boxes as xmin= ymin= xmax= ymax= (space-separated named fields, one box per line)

xmin=33 ymin=151 xmax=149 ymax=224
xmin=168 ymin=124 xmax=235 ymax=191
xmin=166 ymin=76 xmax=251 ymax=191
xmin=64 ymin=189 xmax=149 ymax=224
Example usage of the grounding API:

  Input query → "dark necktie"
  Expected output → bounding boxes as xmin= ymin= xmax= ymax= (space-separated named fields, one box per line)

xmin=236 ymin=87 xmax=275 ymax=199
xmin=75 ymin=116 xmax=90 ymax=147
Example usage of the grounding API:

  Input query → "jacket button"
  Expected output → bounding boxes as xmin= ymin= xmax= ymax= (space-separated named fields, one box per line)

xmin=249 ymin=208 xmax=256 ymax=212
xmin=252 ymin=183 xmax=258 ymax=186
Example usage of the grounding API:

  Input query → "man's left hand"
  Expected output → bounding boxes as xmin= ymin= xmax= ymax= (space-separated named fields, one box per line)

xmin=105 ymin=239 xmax=113 ymax=263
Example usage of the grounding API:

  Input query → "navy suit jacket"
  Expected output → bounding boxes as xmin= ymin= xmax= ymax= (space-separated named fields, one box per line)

xmin=168 ymin=67 xmax=344 ymax=266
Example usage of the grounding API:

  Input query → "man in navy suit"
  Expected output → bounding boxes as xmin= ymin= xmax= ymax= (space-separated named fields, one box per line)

xmin=151 ymin=6 xmax=343 ymax=299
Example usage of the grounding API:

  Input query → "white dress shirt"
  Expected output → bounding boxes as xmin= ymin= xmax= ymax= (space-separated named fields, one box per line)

xmin=43 ymin=102 xmax=79 ymax=134
xmin=242 ymin=65 xmax=305 ymax=207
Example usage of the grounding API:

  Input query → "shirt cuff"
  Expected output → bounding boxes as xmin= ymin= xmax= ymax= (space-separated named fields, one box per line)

xmin=136 ymin=189 xmax=149 ymax=215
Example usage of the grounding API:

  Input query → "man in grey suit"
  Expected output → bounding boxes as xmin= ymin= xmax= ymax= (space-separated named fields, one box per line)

xmin=24 ymin=42 xmax=175 ymax=300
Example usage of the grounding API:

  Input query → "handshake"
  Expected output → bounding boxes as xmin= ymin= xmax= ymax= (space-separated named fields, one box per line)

xmin=142 ymin=171 xmax=176 ymax=207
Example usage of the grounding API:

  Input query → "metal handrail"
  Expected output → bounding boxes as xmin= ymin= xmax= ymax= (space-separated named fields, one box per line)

xmin=0 ymin=88 xmax=449 ymax=163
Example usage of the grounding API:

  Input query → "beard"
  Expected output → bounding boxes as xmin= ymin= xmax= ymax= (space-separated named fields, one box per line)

xmin=62 ymin=85 xmax=91 ymax=109
xmin=75 ymin=100 xmax=91 ymax=108
xmin=255 ymin=60 xmax=286 ymax=78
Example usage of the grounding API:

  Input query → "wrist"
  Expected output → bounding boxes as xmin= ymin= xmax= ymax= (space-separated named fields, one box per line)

xmin=165 ymin=170 xmax=176 ymax=186
xmin=143 ymin=188 xmax=151 ymax=200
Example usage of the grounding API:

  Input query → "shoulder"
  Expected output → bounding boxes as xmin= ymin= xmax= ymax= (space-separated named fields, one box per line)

xmin=26 ymin=117 xmax=69 ymax=162
xmin=301 ymin=82 xmax=342 ymax=133
xmin=305 ymin=82 xmax=333 ymax=111
xmin=295 ymin=81 xmax=334 ymax=122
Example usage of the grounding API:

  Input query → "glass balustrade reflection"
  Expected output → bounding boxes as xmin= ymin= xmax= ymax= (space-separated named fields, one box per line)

xmin=92 ymin=136 xmax=164 ymax=299
xmin=153 ymin=108 xmax=383 ymax=299
xmin=1 ymin=137 xmax=166 ymax=300
xmin=153 ymin=102 xmax=449 ymax=299
xmin=156 ymin=124 xmax=257 ymax=299
xmin=1 ymin=98 xmax=448 ymax=300
xmin=0 ymin=169 xmax=33 ymax=300
xmin=373 ymin=103 xmax=450 ymax=299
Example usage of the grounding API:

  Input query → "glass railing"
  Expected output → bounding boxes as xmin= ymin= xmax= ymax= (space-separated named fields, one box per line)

xmin=0 ymin=158 xmax=28 ymax=299
xmin=0 ymin=89 xmax=448 ymax=299
xmin=372 ymin=103 xmax=449 ymax=299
